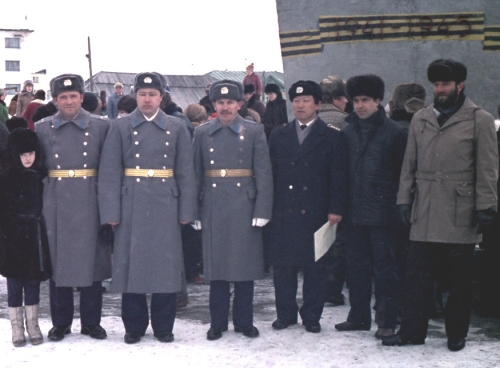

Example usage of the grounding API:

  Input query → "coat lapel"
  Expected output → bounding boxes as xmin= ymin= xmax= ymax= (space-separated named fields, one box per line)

xmin=296 ymin=118 xmax=326 ymax=160
xmin=276 ymin=120 xmax=300 ymax=156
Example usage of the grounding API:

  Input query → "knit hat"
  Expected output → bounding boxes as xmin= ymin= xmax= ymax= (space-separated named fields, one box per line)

xmin=210 ymin=80 xmax=243 ymax=101
xmin=288 ymin=80 xmax=322 ymax=102
xmin=51 ymin=74 xmax=85 ymax=97
xmin=244 ymin=84 xmax=255 ymax=94
xmin=391 ymin=83 xmax=426 ymax=111
xmin=264 ymin=83 xmax=281 ymax=95
xmin=23 ymin=80 xmax=34 ymax=88
xmin=346 ymin=74 xmax=385 ymax=101
xmin=320 ymin=75 xmax=347 ymax=103
xmin=134 ymin=72 xmax=166 ymax=94
xmin=246 ymin=63 xmax=254 ymax=71
xmin=427 ymin=59 xmax=467 ymax=83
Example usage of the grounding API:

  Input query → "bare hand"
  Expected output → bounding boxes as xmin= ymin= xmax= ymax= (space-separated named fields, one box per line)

xmin=328 ymin=214 xmax=342 ymax=225
xmin=108 ymin=222 xmax=119 ymax=231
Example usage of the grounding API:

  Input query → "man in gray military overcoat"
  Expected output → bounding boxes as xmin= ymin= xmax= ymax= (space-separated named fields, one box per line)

xmin=35 ymin=74 xmax=111 ymax=341
xmin=193 ymin=80 xmax=273 ymax=340
xmin=98 ymin=72 xmax=196 ymax=344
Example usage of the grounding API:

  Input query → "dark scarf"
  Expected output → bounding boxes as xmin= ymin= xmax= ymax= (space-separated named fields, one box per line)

xmin=435 ymin=92 xmax=466 ymax=127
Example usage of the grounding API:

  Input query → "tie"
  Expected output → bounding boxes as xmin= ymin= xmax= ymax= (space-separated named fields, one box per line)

xmin=300 ymin=124 xmax=307 ymax=130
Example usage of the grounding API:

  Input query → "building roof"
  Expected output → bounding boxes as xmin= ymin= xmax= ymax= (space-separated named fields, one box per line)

xmin=0 ymin=29 xmax=34 ymax=33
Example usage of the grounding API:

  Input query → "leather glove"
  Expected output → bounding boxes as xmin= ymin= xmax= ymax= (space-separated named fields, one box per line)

xmin=191 ymin=220 xmax=202 ymax=230
xmin=475 ymin=208 xmax=496 ymax=234
xmin=98 ymin=224 xmax=114 ymax=247
xmin=398 ymin=204 xmax=412 ymax=227
xmin=252 ymin=218 xmax=269 ymax=227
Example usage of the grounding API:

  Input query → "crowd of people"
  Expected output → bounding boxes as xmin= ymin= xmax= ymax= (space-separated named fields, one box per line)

xmin=0 ymin=58 xmax=498 ymax=354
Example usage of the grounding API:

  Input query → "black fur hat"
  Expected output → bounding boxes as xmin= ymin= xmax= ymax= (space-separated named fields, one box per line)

xmin=264 ymin=83 xmax=281 ymax=95
xmin=210 ymin=80 xmax=243 ymax=101
xmin=244 ymin=84 xmax=255 ymax=94
xmin=427 ymin=59 xmax=467 ymax=83
xmin=5 ymin=117 xmax=28 ymax=132
xmin=82 ymin=92 xmax=99 ymax=113
xmin=346 ymin=74 xmax=385 ymax=101
xmin=51 ymin=74 xmax=85 ymax=97
xmin=288 ymin=80 xmax=322 ymax=103
xmin=8 ymin=128 xmax=39 ymax=154
xmin=134 ymin=72 xmax=166 ymax=94
xmin=117 ymin=95 xmax=138 ymax=114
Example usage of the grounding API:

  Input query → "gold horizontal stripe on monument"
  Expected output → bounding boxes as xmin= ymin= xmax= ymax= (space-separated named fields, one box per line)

xmin=48 ymin=169 xmax=97 ymax=178
xmin=483 ymin=40 xmax=500 ymax=46
xmin=318 ymin=11 xmax=484 ymax=21
xmin=320 ymin=34 xmax=484 ymax=45
xmin=280 ymin=44 xmax=323 ymax=52
xmin=124 ymin=169 xmax=174 ymax=178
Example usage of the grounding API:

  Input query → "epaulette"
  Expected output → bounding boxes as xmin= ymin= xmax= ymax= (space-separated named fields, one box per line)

xmin=327 ymin=123 xmax=341 ymax=131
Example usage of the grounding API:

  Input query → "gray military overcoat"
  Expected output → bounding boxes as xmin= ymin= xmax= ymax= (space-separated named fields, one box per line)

xmin=98 ymin=108 xmax=196 ymax=294
xmin=35 ymin=109 xmax=111 ymax=287
xmin=193 ymin=115 xmax=273 ymax=282
xmin=397 ymin=98 xmax=498 ymax=244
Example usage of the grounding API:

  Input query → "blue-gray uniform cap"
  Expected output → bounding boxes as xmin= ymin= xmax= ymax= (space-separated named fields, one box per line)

xmin=50 ymin=74 xmax=85 ymax=97
xmin=134 ymin=72 xmax=166 ymax=94
xmin=209 ymin=80 xmax=243 ymax=101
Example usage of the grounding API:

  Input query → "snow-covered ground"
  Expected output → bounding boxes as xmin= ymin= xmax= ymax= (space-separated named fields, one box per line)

xmin=1 ymin=276 xmax=499 ymax=368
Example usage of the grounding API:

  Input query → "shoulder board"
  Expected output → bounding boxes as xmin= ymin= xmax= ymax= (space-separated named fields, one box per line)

xmin=327 ymin=123 xmax=341 ymax=131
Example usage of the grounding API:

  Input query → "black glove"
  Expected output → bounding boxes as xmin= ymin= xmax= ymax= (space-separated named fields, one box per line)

xmin=475 ymin=208 xmax=496 ymax=234
xmin=398 ymin=204 xmax=412 ymax=227
xmin=98 ymin=224 xmax=114 ymax=247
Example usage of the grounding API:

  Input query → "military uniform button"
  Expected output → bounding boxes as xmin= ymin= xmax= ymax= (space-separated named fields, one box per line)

xmin=136 ymin=166 xmax=140 ymax=169
xmin=84 ymin=142 xmax=88 ymax=145
xmin=85 ymin=132 xmax=89 ymax=136
xmin=210 ymin=148 xmax=214 ymax=152
xmin=84 ymin=164 xmax=87 ymax=168
xmin=210 ymin=160 xmax=214 ymax=164
xmin=162 ymin=179 xmax=165 ymax=182
xmin=134 ymin=131 xmax=138 ymax=135
xmin=57 ymin=177 xmax=62 ymax=180
xmin=301 ymin=210 xmax=306 ymax=214
xmin=135 ymin=141 xmax=139 ymax=145
xmin=164 ymin=154 xmax=167 ymax=158
xmin=83 ymin=176 xmax=87 ymax=179
xmin=212 ymin=183 xmax=216 ymax=188
xmin=136 ymin=178 xmax=141 ymax=183
xmin=167 ymin=131 xmax=171 ymax=135
xmin=57 ymin=165 xmax=61 ymax=169
xmin=83 ymin=152 xmax=87 ymax=156
xmin=136 ymin=153 xmax=140 ymax=158
xmin=165 ymin=142 xmax=169 ymax=146
xmin=163 ymin=166 xmax=166 ymax=169
xmin=55 ymin=154 xmax=59 ymax=158
xmin=237 ymin=183 xmax=241 ymax=187
xmin=303 ymin=186 xmax=307 ymax=190
xmin=240 ymin=136 xmax=244 ymax=140
xmin=289 ymin=185 xmax=293 ymax=190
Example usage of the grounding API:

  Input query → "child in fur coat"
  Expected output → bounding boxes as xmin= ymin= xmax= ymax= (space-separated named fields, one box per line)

xmin=0 ymin=128 xmax=51 ymax=347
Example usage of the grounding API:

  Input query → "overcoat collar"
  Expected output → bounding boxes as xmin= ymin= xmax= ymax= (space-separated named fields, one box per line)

xmin=52 ymin=108 xmax=91 ymax=130
xmin=130 ymin=108 xmax=168 ymax=130
xmin=422 ymin=97 xmax=479 ymax=130
xmin=278 ymin=117 xmax=327 ymax=159
xmin=208 ymin=115 xmax=245 ymax=135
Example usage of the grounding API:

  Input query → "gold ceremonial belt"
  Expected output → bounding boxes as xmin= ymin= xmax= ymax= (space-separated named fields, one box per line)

xmin=124 ymin=168 xmax=174 ymax=178
xmin=204 ymin=169 xmax=253 ymax=178
xmin=48 ymin=169 xmax=97 ymax=178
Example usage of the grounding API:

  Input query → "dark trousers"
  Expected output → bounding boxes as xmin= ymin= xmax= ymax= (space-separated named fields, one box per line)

xmin=400 ymin=241 xmax=475 ymax=340
xmin=346 ymin=225 xmax=398 ymax=329
xmin=273 ymin=263 xmax=326 ymax=323
xmin=122 ymin=292 xmax=177 ymax=334
xmin=326 ymin=223 xmax=347 ymax=299
xmin=7 ymin=278 xmax=41 ymax=307
xmin=49 ymin=279 xmax=103 ymax=327
xmin=181 ymin=224 xmax=203 ymax=280
xmin=209 ymin=280 xmax=254 ymax=328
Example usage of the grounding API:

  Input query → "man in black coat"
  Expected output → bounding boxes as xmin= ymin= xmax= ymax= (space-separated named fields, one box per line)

xmin=267 ymin=80 xmax=347 ymax=333
xmin=334 ymin=75 xmax=407 ymax=341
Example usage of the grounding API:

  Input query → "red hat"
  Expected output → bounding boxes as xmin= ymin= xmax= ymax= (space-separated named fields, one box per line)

xmin=246 ymin=63 xmax=254 ymax=71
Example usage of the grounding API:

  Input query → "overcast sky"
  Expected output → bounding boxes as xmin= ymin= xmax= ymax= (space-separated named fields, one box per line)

xmin=2 ymin=0 xmax=283 ymax=80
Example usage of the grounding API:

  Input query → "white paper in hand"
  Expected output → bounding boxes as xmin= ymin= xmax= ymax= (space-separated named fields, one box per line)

xmin=314 ymin=222 xmax=337 ymax=261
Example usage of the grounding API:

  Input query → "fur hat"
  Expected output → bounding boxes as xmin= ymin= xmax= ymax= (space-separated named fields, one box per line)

xmin=117 ymin=95 xmax=138 ymax=114
xmin=391 ymin=83 xmax=426 ymax=111
xmin=427 ymin=59 xmax=467 ymax=83
xmin=134 ymin=72 xmax=166 ymax=94
xmin=82 ymin=92 xmax=99 ymax=112
xmin=246 ymin=63 xmax=254 ymax=71
xmin=346 ymin=74 xmax=385 ymax=101
xmin=264 ymin=83 xmax=281 ymax=95
xmin=7 ymin=128 xmax=39 ymax=154
xmin=210 ymin=80 xmax=243 ymax=101
xmin=34 ymin=89 xmax=46 ymax=100
xmin=23 ymin=80 xmax=34 ymax=88
xmin=51 ymin=74 xmax=85 ymax=97
xmin=320 ymin=75 xmax=346 ymax=103
xmin=184 ymin=103 xmax=208 ymax=124
xmin=244 ymin=84 xmax=255 ymax=94
xmin=288 ymin=80 xmax=322 ymax=103
xmin=5 ymin=117 xmax=28 ymax=132
xmin=114 ymin=82 xmax=124 ymax=88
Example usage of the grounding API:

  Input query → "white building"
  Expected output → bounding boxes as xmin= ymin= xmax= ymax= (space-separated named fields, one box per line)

xmin=0 ymin=28 xmax=34 ymax=103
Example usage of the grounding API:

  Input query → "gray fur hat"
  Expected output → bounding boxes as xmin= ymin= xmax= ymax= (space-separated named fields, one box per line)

xmin=320 ymin=75 xmax=347 ymax=103
xmin=210 ymin=80 xmax=243 ymax=101
xmin=51 ymin=74 xmax=85 ymax=97
xmin=427 ymin=59 xmax=467 ymax=83
xmin=134 ymin=72 xmax=166 ymax=94
xmin=391 ymin=83 xmax=426 ymax=111
xmin=346 ymin=74 xmax=385 ymax=101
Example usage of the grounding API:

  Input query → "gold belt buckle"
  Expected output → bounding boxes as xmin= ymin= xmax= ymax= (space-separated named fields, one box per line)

xmin=220 ymin=169 xmax=227 ymax=177
xmin=148 ymin=169 xmax=155 ymax=177
xmin=68 ymin=170 xmax=75 ymax=178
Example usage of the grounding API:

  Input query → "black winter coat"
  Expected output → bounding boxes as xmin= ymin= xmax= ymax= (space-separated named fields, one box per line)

xmin=0 ymin=166 xmax=52 ymax=280
xmin=262 ymin=96 xmax=288 ymax=140
xmin=343 ymin=106 xmax=408 ymax=226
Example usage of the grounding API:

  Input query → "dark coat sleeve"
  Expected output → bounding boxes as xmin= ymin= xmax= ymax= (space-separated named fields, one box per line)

xmin=328 ymin=130 xmax=348 ymax=216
